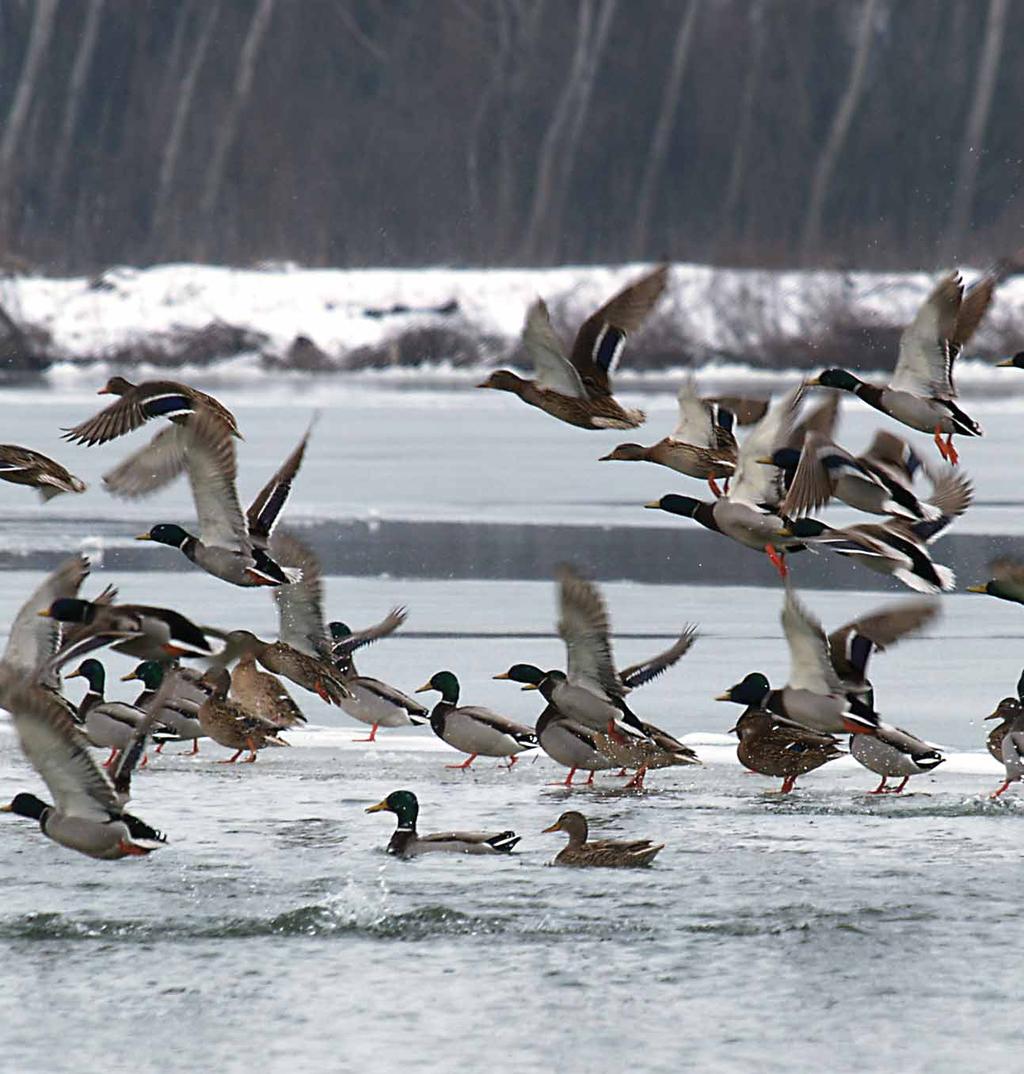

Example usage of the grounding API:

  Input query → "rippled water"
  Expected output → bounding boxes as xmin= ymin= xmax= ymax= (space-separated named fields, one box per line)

xmin=1 ymin=383 xmax=1022 ymax=1072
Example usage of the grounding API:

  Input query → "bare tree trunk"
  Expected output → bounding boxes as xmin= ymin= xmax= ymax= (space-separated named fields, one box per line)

xmin=198 ymin=0 xmax=275 ymax=250
xmin=519 ymin=1 xmax=594 ymax=262
xmin=799 ymin=0 xmax=879 ymax=263
xmin=629 ymin=0 xmax=699 ymax=259
xmin=151 ymin=1 xmax=221 ymax=251
xmin=943 ymin=0 xmax=1008 ymax=257
xmin=0 ymin=0 xmax=60 ymax=228
xmin=47 ymin=0 xmax=104 ymax=208
xmin=717 ymin=0 xmax=765 ymax=254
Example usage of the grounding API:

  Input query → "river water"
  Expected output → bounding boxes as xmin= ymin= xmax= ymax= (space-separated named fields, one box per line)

xmin=0 ymin=380 xmax=1021 ymax=1073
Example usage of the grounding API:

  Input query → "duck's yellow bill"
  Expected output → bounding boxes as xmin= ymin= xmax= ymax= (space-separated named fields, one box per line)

xmin=492 ymin=672 xmax=511 ymax=680
xmin=0 ymin=803 xmax=12 ymax=813
xmin=135 ymin=533 xmax=152 ymax=541
xmin=643 ymin=500 xmax=661 ymax=509
xmin=996 ymin=358 xmax=1014 ymax=367
xmin=365 ymin=800 xmax=390 ymax=813
xmin=36 ymin=610 xmax=51 ymax=618
xmin=714 ymin=692 xmax=732 ymax=701
xmin=413 ymin=681 xmax=434 ymax=694
xmin=541 ymin=821 xmax=561 ymax=833
xmin=520 ymin=683 xmax=540 ymax=692
xmin=965 ymin=584 xmax=987 ymax=593
xmin=119 ymin=671 xmax=140 ymax=682
xmin=806 ymin=375 xmax=822 ymax=386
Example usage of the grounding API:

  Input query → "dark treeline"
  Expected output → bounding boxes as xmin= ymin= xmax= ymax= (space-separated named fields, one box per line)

xmin=0 ymin=0 xmax=1020 ymax=275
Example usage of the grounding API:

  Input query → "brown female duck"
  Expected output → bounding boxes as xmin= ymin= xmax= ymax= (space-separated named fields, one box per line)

xmin=478 ymin=266 xmax=668 ymax=430
xmin=0 ymin=445 xmax=86 ymax=500
xmin=542 ymin=811 xmax=663 ymax=867
xmin=730 ymin=707 xmax=844 ymax=793
xmin=196 ymin=667 xmax=290 ymax=763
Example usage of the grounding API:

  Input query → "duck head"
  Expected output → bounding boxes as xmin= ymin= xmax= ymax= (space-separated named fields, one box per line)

xmin=477 ymin=370 xmax=526 ymax=393
xmin=40 ymin=597 xmax=94 ymax=624
xmin=808 ymin=368 xmax=862 ymax=392
xmin=98 ymin=375 xmax=134 ymax=396
xmin=966 ymin=580 xmax=1024 ymax=604
xmin=136 ymin=523 xmax=192 ymax=549
xmin=728 ymin=708 xmax=773 ymax=738
xmin=415 ymin=671 xmax=460 ymax=703
xmin=365 ymin=789 xmax=419 ymax=828
xmin=542 ymin=810 xmax=588 ymax=843
xmin=985 ymin=697 xmax=1021 ymax=723
xmin=199 ymin=666 xmax=232 ymax=699
xmin=121 ymin=660 xmax=164 ymax=689
xmin=717 ymin=672 xmax=772 ymax=707
xmin=600 ymin=444 xmax=649 ymax=462
xmin=644 ymin=494 xmax=702 ymax=518
xmin=0 ymin=792 xmax=49 ymax=820
xmin=328 ymin=621 xmax=352 ymax=642
xmin=67 ymin=658 xmax=105 ymax=693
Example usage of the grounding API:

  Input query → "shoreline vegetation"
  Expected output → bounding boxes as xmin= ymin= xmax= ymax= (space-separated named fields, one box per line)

xmin=0 ymin=261 xmax=1021 ymax=379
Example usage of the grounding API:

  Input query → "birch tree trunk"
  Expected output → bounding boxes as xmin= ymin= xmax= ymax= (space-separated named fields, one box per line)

xmin=539 ymin=0 xmax=617 ymax=262
xmin=198 ymin=0 xmax=275 ymax=247
xmin=151 ymin=1 xmax=222 ymax=249
xmin=47 ymin=0 xmax=104 ymax=208
xmin=629 ymin=0 xmax=699 ymax=259
xmin=943 ymin=0 xmax=1008 ymax=257
xmin=0 ymin=0 xmax=59 ymax=229
xmin=519 ymin=1 xmax=594 ymax=262
xmin=799 ymin=0 xmax=878 ymax=263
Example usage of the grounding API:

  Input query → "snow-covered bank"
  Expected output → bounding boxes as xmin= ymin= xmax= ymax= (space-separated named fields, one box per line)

xmin=3 ymin=261 xmax=1022 ymax=378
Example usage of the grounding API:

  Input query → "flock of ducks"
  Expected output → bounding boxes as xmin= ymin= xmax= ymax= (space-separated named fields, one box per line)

xmin=2 ymin=265 xmax=1024 ymax=868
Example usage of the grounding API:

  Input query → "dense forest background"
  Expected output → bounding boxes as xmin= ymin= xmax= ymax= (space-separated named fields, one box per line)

xmin=0 ymin=0 xmax=1020 ymax=275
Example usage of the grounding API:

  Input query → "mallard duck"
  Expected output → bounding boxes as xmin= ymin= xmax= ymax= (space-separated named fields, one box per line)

xmin=0 ymin=673 xmax=165 ymax=859
xmin=729 ymin=707 xmax=843 ymax=793
xmin=599 ymin=377 xmax=739 ymax=495
xmin=827 ymin=598 xmax=939 ymax=705
xmin=779 ymin=469 xmax=972 ymax=593
xmin=967 ymin=558 xmax=1024 ymax=604
xmin=219 ymin=630 xmax=349 ymax=705
xmin=0 ymin=445 xmax=86 ymax=501
xmin=989 ymin=699 xmax=1024 ymax=799
xmin=43 ymin=595 xmax=213 ymax=666
xmin=415 ymin=670 xmax=536 ymax=769
xmin=984 ymin=696 xmax=1021 ymax=763
xmin=477 ymin=266 xmax=667 ymax=430
xmin=121 ymin=660 xmax=205 ymax=754
xmin=809 ymin=272 xmax=994 ymax=464
xmin=62 ymin=376 xmax=240 ymax=445
xmin=195 ymin=667 xmax=290 ymax=763
xmin=849 ymin=724 xmax=944 ymax=794
xmin=542 ymin=811 xmax=664 ymax=867
xmin=67 ymin=659 xmax=152 ymax=768
xmin=716 ymin=587 xmax=878 ymax=735
xmin=365 ymin=789 xmax=520 ymax=856
xmin=773 ymin=430 xmax=943 ymax=522
xmin=645 ymin=384 xmax=809 ymax=578
xmin=329 ymin=611 xmax=427 ymax=741
xmin=229 ymin=652 xmax=307 ymax=729
xmin=129 ymin=413 xmax=310 ymax=587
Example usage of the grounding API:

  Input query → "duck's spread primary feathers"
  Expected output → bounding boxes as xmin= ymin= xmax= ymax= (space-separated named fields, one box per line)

xmin=543 ymin=811 xmax=663 ymax=868
xmin=365 ymin=790 xmax=520 ymax=857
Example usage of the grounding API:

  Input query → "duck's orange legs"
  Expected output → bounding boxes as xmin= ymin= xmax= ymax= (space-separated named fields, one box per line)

xmin=764 ymin=545 xmax=788 ymax=579
xmin=990 ymin=779 xmax=1012 ymax=799
xmin=934 ymin=427 xmax=959 ymax=466
xmin=708 ymin=477 xmax=724 ymax=498
xmin=624 ymin=766 xmax=648 ymax=790
xmin=218 ymin=748 xmax=243 ymax=764
xmin=549 ymin=766 xmax=578 ymax=787
xmin=779 ymin=775 xmax=797 ymax=794
xmin=446 ymin=752 xmax=478 ymax=770
xmin=354 ymin=723 xmax=379 ymax=743
xmin=867 ymin=775 xmax=889 ymax=794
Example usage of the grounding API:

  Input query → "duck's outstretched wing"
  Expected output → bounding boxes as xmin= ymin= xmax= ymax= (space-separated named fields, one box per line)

xmin=522 ymin=298 xmax=587 ymax=397
xmin=569 ymin=265 xmax=668 ymax=396
xmin=557 ymin=565 xmax=624 ymax=699
xmin=246 ymin=421 xmax=313 ymax=550
xmin=619 ymin=626 xmax=698 ymax=689
xmin=102 ymin=426 xmax=189 ymax=499
xmin=891 ymin=272 xmax=962 ymax=399
xmin=782 ymin=587 xmax=844 ymax=696
xmin=271 ymin=532 xmax=329 ymax=657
